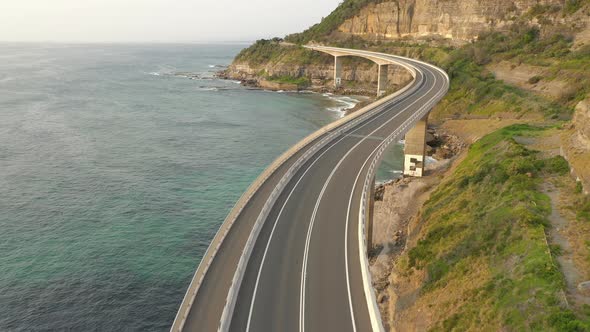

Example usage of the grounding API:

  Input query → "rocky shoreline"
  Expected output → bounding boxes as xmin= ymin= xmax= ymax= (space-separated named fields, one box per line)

xmin=216 ymin=69 xmax=380 ymax=97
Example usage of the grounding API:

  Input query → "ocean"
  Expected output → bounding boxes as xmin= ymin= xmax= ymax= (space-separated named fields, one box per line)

xmin=0 ymin=43 xmax=403 ymax=330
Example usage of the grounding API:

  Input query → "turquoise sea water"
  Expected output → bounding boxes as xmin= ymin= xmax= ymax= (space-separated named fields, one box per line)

xmin=0 ymin=43 xmax=402 ymax=330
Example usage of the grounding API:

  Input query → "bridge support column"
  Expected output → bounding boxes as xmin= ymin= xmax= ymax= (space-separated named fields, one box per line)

xmin=334 ymin=56 xmax=342 ymax=88
xmin=377 ymin=64 xmax=388 ymax=96
xmin=403 ymin=113 xmax=429 ymax=177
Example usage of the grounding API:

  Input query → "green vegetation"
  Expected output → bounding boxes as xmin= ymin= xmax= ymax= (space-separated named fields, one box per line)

xmin=403 ymin=124 xmax=590 ymax=331
xmin=235 ymin=0 xmax=588 ymax=118
xmin=564 ymin=0 xmax=590 ymax=14
xmin=266 ymin=75 xmax=310 ymax=87
xmin=544 ymin=155 xmax=571 ymax=175
xmin=578 ymin=198 xmax=590 ymax=222
xmin=234 ymin=39 xmax=332 ymax=66
xmin=528 ymin=75 xmax=543 ymax=84
xmin=241 ymin=26 xmax=579 ymax=119
xmin=438 ymin=48 xmax=569 ymax=119
xmin=576 ymin=181 xmax=584 ymax=193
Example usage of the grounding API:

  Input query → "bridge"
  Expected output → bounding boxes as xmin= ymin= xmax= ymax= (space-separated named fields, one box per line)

xmin=171 ymin=46 xmax=450 ymax=332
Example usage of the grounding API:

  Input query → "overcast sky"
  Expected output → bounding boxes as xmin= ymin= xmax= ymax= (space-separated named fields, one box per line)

xmin=1 ymin=0 xmax=341 ymax=43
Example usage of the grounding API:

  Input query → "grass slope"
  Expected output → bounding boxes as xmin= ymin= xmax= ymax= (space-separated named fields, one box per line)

xmin=397 ymin=124 xmax=590 ymax=331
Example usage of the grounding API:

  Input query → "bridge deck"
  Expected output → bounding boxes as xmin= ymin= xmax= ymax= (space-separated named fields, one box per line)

xmin=174 ymin=47 xmax=449 ymax=332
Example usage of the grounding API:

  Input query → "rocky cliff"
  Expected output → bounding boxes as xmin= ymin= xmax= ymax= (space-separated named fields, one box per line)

xmin=563 ymin=98 xmax=590 ymax=194
xmin=226 ymin=0 xmax=590 ymax=94
xmin=224 ymin=44 xmax=413 ymax=95
xmin=337 ymin=0 xmax=572 ymax=43
xmin=573 ymin=99 xmax=590 ymax=150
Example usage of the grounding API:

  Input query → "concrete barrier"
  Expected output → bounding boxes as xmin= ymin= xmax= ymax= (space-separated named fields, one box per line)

xmin=357 ymin=66 xmax=449 ymax=332
xmin=171 ymin=57 xmax=418 ymax=332
xmin=172 ymin=46 xmax=450 ymax=332
xmin=216 ymin=73 xmax=422 ymax=332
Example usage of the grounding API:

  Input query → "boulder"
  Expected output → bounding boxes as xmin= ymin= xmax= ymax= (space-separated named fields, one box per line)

xmin=578 ymin=281 xmax=590 ymax=296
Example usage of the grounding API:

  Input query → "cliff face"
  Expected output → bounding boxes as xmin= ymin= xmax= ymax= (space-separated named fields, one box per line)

xmin=574 ymin=99 xmax=590 ymax=149
xmin=338 ymin=0 xmax=567 ymax=42
xmin=226 ymin=48 xmax=413 ymax=94
xmin=563 ymin=98 xmax=590 ymax=194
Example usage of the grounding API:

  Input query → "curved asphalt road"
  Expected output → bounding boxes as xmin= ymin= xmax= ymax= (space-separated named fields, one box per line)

xmin=174 ymin=47 xmax=449 ymax=332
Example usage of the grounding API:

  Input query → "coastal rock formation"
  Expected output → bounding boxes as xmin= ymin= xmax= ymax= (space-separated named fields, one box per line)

xmin=573 ymin=98 xmax=590 ymax=150
xmin=563 ymin=98 xmax=590 ymax=194
xmin=225 ymin=52 xmax=413 ymax=95
xmin=579 ymin=281 xmax=590 ymax=296
xmin=337 ymin=0 xmax=571 ymax=43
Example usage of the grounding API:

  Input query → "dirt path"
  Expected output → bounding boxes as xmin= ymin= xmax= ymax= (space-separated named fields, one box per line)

xmin=542 ymin=180 xmax=590 ymax=307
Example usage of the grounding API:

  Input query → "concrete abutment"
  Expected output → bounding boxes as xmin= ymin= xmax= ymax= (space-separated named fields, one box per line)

xmin=377 ymin=64 xmax=388 ymax=97
xmin=403 ymin=113 xmax=429 ymax=177
xmin=334 ymin=56 xmax=342 ymax=88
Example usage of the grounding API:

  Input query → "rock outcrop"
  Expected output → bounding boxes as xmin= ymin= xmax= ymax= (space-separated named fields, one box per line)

xmin=224 ymin=51 xmax=413 ymax=95
xmin=226 ymin=1 xmax=590 ymax=93
xmin=573 ymin=99 xmax=590 ymax=149
xmin=563 ymin=98 xmax=590 ymax=194
xmin=337 ymin=0 xmax=571 ymax=43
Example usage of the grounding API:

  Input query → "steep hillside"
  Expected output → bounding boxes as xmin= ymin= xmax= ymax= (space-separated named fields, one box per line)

xmin=336 ymin=0 xmax=559 ymax=42
xmin=225 ymin=0 xmax=590 ymax=98
xmin=222 ymin=39 xmax=413 ymax=94
xmin=381 ymin=125 xmax=590 ymax=331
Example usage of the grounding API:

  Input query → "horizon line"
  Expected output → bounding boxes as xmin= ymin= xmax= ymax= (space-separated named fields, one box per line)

xmin=0 ymin=40 xmax=260 ymax=45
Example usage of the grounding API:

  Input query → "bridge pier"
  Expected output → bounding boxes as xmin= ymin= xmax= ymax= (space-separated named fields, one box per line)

xmin=403 ymin=113 xmax=429 ymax=177
xmin=334 ymin=56 xmax=342 ymax=88
xmin=377 ymin=64 xmax=388 ymax=97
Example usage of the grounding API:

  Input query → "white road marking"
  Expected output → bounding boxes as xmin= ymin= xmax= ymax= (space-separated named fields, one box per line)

xmin=300 ymin=69 xmax=439 ymax=332
xmin=346 ymin=68 xmax=446 ymax=332
xmin=245 ymin=72 xmax=423 ymax=332
xmin=240 ymin=50 xmax=447 ymax=332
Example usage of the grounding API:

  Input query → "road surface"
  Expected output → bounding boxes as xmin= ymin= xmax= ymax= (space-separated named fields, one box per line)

xmin=172 ymin=46 xmax=450 ymax=332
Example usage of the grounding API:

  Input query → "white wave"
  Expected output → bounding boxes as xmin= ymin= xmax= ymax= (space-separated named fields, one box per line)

xmin=231 ymin=80 xmax=241 ymax=84
xmin=208 ymin=65 xmax=216 ymax=68
xmin=148 ymin=72 xmax=161 ymax=76
xmin=196 ymin=86 xmax=218 ymax=92
xmin=326 ymin=107 xmax=347 ymax=117
xmin=425 ymin=156 xmax=438 ymax=166
xmin=196 ymin=85 xmax=235 ymax=92
xmin=324 ymin=94 xmax=361 ymax=118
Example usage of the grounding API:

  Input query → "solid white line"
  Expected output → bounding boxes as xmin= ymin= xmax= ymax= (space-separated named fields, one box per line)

xmin=348 ymin=69 xmax=447 ymax=332
xmin=344 ymin=69 xmax=439 ymax=332
xmin=245 ymin=66 xmax=426 ymax=331
xmin=244 ymin=131 xmax=350 ymax=331
xmin=300 ymin=70 xmax=438 ymax=332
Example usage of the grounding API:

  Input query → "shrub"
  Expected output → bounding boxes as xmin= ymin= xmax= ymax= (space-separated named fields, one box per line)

xmin=544 ymin=156 xmax=570 ymax=175
xmin=564 ymin=0 xmax=585 ymax=14
xmin=528 ymin=75 xmax=543 ymax=84
xmin=424 ymin=260 xmax=451 ymax=290
xmin=578 ymin=199 xmax=590 ymax=222
xmin=576 ymin=181 xmax=584 ymax=194
xmin=547 ymin=311 xmax=590 ymax=331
